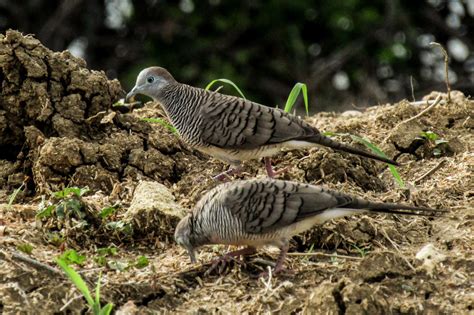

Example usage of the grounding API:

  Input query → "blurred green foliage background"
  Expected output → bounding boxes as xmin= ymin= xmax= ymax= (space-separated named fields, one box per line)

xmin=1 ymin=0 xmax=473 ymax=111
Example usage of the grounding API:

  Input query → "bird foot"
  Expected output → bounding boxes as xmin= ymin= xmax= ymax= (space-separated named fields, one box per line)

xmin=264 ymin=157 xmax=289 ymax=178
xmin=205 ymin=247 xmax=256 ymax=275
xmin=266 ymin=166 xmax=289 ymax=178
xmin=212 ymin=172 xmax=232 ymax=182
xmin=212 ymin=166 xmax=242 ymax=182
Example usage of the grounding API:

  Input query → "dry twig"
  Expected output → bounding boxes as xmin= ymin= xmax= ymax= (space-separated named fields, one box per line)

xmin=287 ymin=252 xmax=363 ymax=260
xmin=430 ymin=42 xmax=451 ymax=102
xmin=0 ymin=250 xmax=63 ymax=276
xmin=383 ymin=94 xmax=443 ymax=144
xmin=414 ymin=159 xmax=447 ymax=184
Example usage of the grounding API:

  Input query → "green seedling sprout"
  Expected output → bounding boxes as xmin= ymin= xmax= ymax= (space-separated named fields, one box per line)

xmin=37 ymin=187 xmax=89 ymax=220
xmin=284 ymin=82 xmax=309 ymax=116
xmin=17 ymin=243 xmax=34 ymax=255
xmin=8 ymin=181 xmax=26 ymax=210
xmin=57 ymin=258 xmax=113 ymax=314
xmin=205 ymin=78 xmax=246 ymax=99
xmin=417 ymin=131 xmax=449 ymax=157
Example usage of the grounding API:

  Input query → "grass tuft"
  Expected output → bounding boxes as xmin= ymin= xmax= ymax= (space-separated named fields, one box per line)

xmin=284 ymin=82 xmax=309 ymax=116
xmin=57 ymin=258 xmax=113 ymax=314
xmin=205 ymin=78 xmax=246 ymax=99
xmin=7 ymin=182 xmax=26 ymax=210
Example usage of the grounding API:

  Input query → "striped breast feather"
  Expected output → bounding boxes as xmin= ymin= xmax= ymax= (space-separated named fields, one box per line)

xmin=198 ymin=91 xmax=317 ymax=149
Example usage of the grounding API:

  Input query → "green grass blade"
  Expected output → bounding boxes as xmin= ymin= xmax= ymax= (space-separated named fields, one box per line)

xmin=284 ymin=82 xmax=309 ymax=116
xmin=348 ymin=134 xmax=405 ymax=188
xmin=100 ymin=303 xmax=114 ymax=315
xmin=142 ymin=118 xmax=178 ymax=134
xmin=8 ymin=182 xmax=25 ymax=209
xmin=205 ymin=79 xmax=246 ymax=99
xmin=95 ymin=272 xmax=102 ymax=307
xmin=323 ymin=132 xmax=405 ymax=188
xmin=56 ymin=258 xmax=94 ymax=307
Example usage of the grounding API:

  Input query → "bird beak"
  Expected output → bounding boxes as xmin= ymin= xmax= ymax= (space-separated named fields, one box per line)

xmin=188 ymin=248 xmax=197 ymax=264
xmin=125 ymin=86 xmax=139 ymax=103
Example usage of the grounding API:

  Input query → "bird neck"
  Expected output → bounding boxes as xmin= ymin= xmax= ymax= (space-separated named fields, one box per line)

xmin=158 ymin=83 xmax=195 ymax=115
xmin=154 ymin=83 xmax=203 ymax=143
xmin=189 ymin=212 xmax=212 ymax=247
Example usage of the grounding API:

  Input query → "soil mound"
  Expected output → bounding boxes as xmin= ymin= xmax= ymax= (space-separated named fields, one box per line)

xmin=0 ymin=30 xmax=203 ymax=196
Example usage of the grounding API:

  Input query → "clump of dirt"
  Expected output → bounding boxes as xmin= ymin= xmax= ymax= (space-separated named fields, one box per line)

xmin=0 ymin=30 xmax=206 ymax=196
xmin=0 ymin=31 xmax=473 ymax=314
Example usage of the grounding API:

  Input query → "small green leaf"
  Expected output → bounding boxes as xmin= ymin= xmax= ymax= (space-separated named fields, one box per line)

xmin=99 ymin=206 xmax=117 ymax=219
xmin=112 ymin=100 xmax=126 ymax=107
xmin=57 ymin=258 xmax=95 ymax=307
xmin=54 ymin=187 xmax=89 ymax=199
xmin=420 ymin=131 xmax=438 ymax=141
xmin=322 ymin=131 xmax=337 ymax=137
xmin=96 ymin=247 xmax=118 ymax=257
xmin=135 ymin=255 xmax=149 ymax=269
xmin=142 ymin=118 xmax=178 ymax=134
xmin=17 ymin=243 xmax=34 ymax=255
xmin=100 ymin=303 xmax=114 ymax=315
xmin=434 ymin=139 xmax=448 ymax=145
xmin=45 ymin=232 xmax=64 ymax=246
xmin=65 ymin=199 xmax=85 ymax=219
xmin=105 ymin=221 xmax=132 ymax=234
xmin=36 ymin=205 xmax=55 ymax=219
xmin=60 ymin=249 xmax=86 ymax=265
xmin=107 ymin=260 xmax=129 ymax=271
xmin=205 ymin=78 xmax=246 ymax=99
xmin=95 ymin=256 xmax=107 ymax=267
xmin=284 ymin=82 xmax=309 ymax=116
xmin=351 ymin=244 xmax=369 ymax=257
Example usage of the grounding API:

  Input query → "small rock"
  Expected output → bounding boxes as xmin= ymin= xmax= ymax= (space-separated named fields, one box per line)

xmin=124 ymin=181 xmax=186 ymax=241
xmin=116 ymin=300 xmax=139 ymax=315
xmin=341 ymin=110 xmax=363 ymax=117
xmin=415 ymin=243 xmax=446 ymax=275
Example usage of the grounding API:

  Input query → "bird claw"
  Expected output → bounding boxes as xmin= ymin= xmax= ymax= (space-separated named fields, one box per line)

xmin=212 ymin=166 xmax=242 ymax=182
xmin=205 ymin=254 xmax=242 ymax=276
xmin=264 ymin=157 xmax=289 ymax=178
xmin=267 ymin=166 xmax=289 ymax=178
xmin=204 ymin=247 xmax=256 ymax=276
xmin=212 ymin=172 xmax=231 ymax=182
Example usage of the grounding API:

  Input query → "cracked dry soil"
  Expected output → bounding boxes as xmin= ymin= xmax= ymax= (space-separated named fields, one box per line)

xmin=0 ymin=31 xmax=473 ymax=314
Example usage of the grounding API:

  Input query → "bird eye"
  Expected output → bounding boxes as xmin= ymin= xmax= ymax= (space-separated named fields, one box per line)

xmin=147 ymin=76 xmax=155 ymax=83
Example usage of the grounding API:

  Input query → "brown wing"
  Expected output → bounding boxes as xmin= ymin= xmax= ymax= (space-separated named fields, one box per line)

xmin=222 ymin=179 xmax=353 ymax=234
xmin=199 ymin=91 xmax=317 ymax=149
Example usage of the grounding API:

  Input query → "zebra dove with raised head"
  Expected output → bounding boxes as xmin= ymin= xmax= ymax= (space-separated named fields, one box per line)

xmin=174 ymin=178 xmax=445 ymax=275
xmin=126 ymin=67 xmax=398 ymax=180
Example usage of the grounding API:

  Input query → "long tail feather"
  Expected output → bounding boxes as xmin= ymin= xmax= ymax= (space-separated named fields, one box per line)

xmin=310 ymin=134 xmax=399 ymax=166
xmin=346 ymin=199 xmax=447 ymax=217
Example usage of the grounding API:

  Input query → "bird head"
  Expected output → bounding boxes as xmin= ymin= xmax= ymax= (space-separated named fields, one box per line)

xmin=125 ymin=67 xmax=176 ymax=102
xmin=174 ymin=214 xmax=198 ymax=264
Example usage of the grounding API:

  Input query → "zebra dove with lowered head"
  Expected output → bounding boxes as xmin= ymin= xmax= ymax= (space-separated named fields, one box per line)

xmin=174 ymin=178 xmax=445 ymax=274
xmin=126 ymin=67 xmax=398 ymax=180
